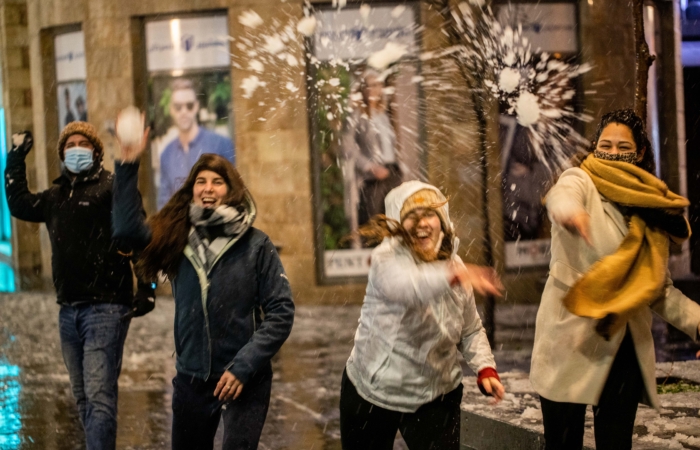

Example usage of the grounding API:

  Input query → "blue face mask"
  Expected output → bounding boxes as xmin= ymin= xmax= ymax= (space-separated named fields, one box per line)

xmin=64 ymin=147 xmax=94 ymax=174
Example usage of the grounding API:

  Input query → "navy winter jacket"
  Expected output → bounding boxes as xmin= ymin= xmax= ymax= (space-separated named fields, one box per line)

xmin=112 ymin=161 xmax=294 ymax=383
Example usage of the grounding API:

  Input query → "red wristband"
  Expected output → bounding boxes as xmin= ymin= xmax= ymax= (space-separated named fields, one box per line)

xmin=476 ymin=367 xmax=500 ymax=396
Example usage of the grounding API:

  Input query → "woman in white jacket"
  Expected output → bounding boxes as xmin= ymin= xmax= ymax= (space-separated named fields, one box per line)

xmin=531 ymin=109 xmax=700 ymax=450
xmin=340 ymin=180 xmax=505 ymax=450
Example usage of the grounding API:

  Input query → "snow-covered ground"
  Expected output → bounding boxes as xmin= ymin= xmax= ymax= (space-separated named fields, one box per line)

xmin=2 ymin=293 xmax=697 ymax=449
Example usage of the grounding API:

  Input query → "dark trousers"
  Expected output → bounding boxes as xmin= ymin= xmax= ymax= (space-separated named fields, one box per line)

xmin=540 ymin=331 xmax=644 ymax=450
xmin=171 ymin=367 xmax=272 ymax=450
xmin=339 ymin=369 xmax=462 ymax=450
xmin=358 ymin=164 xmax=402 ymax=226
xmin=59 ymin=303 xmax=131 ymax=450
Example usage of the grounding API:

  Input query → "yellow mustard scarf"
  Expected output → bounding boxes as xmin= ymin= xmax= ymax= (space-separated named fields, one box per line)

xmin=563 ymin=154 xmax=691 ymax=339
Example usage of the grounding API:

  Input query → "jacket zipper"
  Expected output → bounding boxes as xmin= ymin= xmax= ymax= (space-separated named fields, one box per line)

xmin=183 ymin=231 xmax=247 ymax=381
xmin=184 ymin=246 xmax=213 ymax=379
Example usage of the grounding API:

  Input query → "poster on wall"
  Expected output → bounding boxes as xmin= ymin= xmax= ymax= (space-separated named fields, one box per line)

xmin=310 ymin=4 xmax=423 ymax=279
xmin=145 ymin=15 xmax=235 ymax=210
xmin=55 ymin=31 xmax=87 ymax=133
xmin=496 ymin=3 xmax=579 ymax=269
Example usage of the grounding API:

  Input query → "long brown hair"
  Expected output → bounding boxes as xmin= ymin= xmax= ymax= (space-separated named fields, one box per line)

xmin=359 ymin=213 xmax=455 ymax=262
xmin=136 ymin=154 xmax=249 ymax=280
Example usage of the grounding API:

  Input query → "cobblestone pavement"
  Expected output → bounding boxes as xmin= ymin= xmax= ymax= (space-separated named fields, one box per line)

xmin=1 ymin=293 xmax=696 ymax=449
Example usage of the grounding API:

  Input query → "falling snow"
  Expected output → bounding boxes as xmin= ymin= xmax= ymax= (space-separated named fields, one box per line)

xmin=238 ymin=10 xmax=264 ymax=29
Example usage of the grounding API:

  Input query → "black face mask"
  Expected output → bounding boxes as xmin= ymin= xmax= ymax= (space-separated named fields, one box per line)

xmin=593 ymin=150 xmax=638 ymax=164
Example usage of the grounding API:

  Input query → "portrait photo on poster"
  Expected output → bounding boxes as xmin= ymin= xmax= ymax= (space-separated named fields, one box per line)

xmin=148 ymin=72 xmax=235 ymax=210
xmin=309 ymin=4 xmax=425 ymax=280
xmin=57 ymin=81 xmax=88 ymax=132
xmin=496 ymin=2 xmax=582 ymax=270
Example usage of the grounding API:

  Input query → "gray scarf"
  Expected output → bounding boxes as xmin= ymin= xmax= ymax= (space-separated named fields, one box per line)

xmin=188 ymin=203 xmax=250 ymax=272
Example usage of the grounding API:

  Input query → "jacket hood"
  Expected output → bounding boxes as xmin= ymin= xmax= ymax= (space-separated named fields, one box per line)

xmin=384 ymin=180 xmax=453 ymax=233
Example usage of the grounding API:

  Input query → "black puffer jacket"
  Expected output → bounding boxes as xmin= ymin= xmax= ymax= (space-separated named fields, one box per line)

xmin=5 ymin=143 xmax=135 ymax=305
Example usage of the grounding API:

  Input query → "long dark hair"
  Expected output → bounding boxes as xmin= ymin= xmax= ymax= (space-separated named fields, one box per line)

xmin=136 ymin=154 xmax=249 ymax=279
xmin=582 ymin=108 xmax=656 ymax=174
xmin=359 ymin=213 xmax=455 ymax=262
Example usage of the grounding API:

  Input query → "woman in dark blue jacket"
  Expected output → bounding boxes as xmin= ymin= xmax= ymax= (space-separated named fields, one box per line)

xmin=111 ymin=117 xmax=294 ymax=450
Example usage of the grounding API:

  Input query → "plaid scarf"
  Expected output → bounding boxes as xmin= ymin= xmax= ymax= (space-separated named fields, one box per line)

xmin=188 ymin=203 xmax=251 ymax=272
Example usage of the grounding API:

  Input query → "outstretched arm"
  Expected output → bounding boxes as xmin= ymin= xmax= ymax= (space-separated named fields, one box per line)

xmin=112 ymin=108 xmax=152 ymax=248
xmin=546 ymin=168 xmax=592 ymax=245
xmin=5 ymin=132 xmax=48 ymax=223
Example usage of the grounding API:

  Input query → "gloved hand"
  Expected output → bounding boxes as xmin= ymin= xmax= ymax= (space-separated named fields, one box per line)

xmin=121 ymin=282 xmax=156 ymax=321
xmin=132 ymin=286 xmax=156 ymax=317
xmin=11 ymin=131 xmax=33 ymax=156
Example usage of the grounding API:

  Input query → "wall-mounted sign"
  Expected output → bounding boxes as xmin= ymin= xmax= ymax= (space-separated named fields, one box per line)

xmin=324 ymin=249 xmax=373 ymax=278
xmin=55 ymin=31 xmax=87 ymax=131
xmin=146 ymin=16 xmax=230 ymax=73
xmin=55 ymin=31 xmax=86 ymax=83
xmin=504 ymin=238 xmax=551 ymax=269
xmin=496 ymin=3 xmax=578 ymax=54
xmin=683 ymin=41 xmax=700 ymax=67
xmin=314 ymin=5 xmax=416 ymax=61
xmin=310 ymin=4 xmax=423 ymax=281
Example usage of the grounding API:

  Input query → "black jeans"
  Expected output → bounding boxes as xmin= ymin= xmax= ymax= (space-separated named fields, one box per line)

xmin=339 ymin=369 xmax=462 ymax=450
xmin=540 ymin=331 xmax=644 ymax=450
xmin=171 ymin=367 xmax=272 ymax=450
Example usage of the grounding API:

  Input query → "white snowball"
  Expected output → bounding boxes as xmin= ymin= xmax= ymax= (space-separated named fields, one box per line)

xmin=296 ymin=16 xmax=317 ymax=37
xmin=12 ymin=133 xmax=25 ymax=147
xmin=328 ymin=78 xmax=341 ymax=87
xmin=286 ymin=54 xmax=299 ymax=67
xmin=498 ymin=67 xmax=520 ymax=93
xmin=248 ymin=60 xmax=264 ymax=73
xmin=241 ymin=76 xmax=266 ymax=99
xmin=367 ymin=42 xmax=407 ymax=70
xmin=116 ymin=106 xmax=143 ymax=147
xmin=360 ymin=4 xmax=371 ymax=21
xmin=516 ymin=92 xmax=541 ymax=126
xmin=391 ymin=5 xmax=406 ymax=17
xmin=520 ymin=407 xmax=542 ymax=421
xmin=238 ymin=11 xmax=263 ymax=29
xmin=263 ymin=34 xmax=285 ymax=54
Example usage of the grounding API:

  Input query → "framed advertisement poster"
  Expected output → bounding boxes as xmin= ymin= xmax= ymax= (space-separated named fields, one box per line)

xmin=145 ymin=14 xmax=235 ymax=210
xmin=308 ymin=3 xmax=424 ymax=282
xmin=55 ymin=31 xmax=88 ymax=132
xmin=495 ymin=2 xmax=580 ymax=270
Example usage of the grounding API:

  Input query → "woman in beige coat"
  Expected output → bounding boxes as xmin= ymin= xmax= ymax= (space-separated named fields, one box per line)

xmin=531 ymin=109 xmax=700 ymax=450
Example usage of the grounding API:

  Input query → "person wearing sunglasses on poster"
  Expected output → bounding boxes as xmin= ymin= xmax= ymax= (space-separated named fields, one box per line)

xmin=158 ymin=78 xmax=236 ymax=210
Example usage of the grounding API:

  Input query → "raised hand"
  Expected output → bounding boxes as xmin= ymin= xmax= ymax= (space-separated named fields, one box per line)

xmin=115 ymin=107 xmax=149 ymax=163
xmin=11 ymin=131 xmax=33 ymax=156
xmin=560 ymin=211 xmax=592 ymax=246
xmin=451 ymin=262 xmax=504 ymax=297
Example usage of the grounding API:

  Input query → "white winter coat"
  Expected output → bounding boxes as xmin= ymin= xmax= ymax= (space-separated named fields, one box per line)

xmin=346 ymin=181 xmax=496 ymax=413
xmin=530 ymin=167 xmax=700 ymax=408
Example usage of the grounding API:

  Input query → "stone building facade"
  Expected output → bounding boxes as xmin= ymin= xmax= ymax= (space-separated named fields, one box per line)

xmin=0 ymin=0 xmax=691 ymax=305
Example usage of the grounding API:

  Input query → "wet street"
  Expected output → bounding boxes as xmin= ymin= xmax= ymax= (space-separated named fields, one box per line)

xmin=0 ymin=293 xmax=547 ymax=450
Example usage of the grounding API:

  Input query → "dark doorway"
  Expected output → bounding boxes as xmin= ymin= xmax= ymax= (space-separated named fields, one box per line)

xmin=685 ymin=67 xmax=700 ymax=274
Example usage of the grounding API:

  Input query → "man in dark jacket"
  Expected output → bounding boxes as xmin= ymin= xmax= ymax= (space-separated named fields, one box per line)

xmin=5 ymin=122 xmax=154 ymax=450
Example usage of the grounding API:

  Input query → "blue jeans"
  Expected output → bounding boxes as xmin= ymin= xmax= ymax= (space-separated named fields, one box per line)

xmin=59 ymin=303 xmax=131 ymax=450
